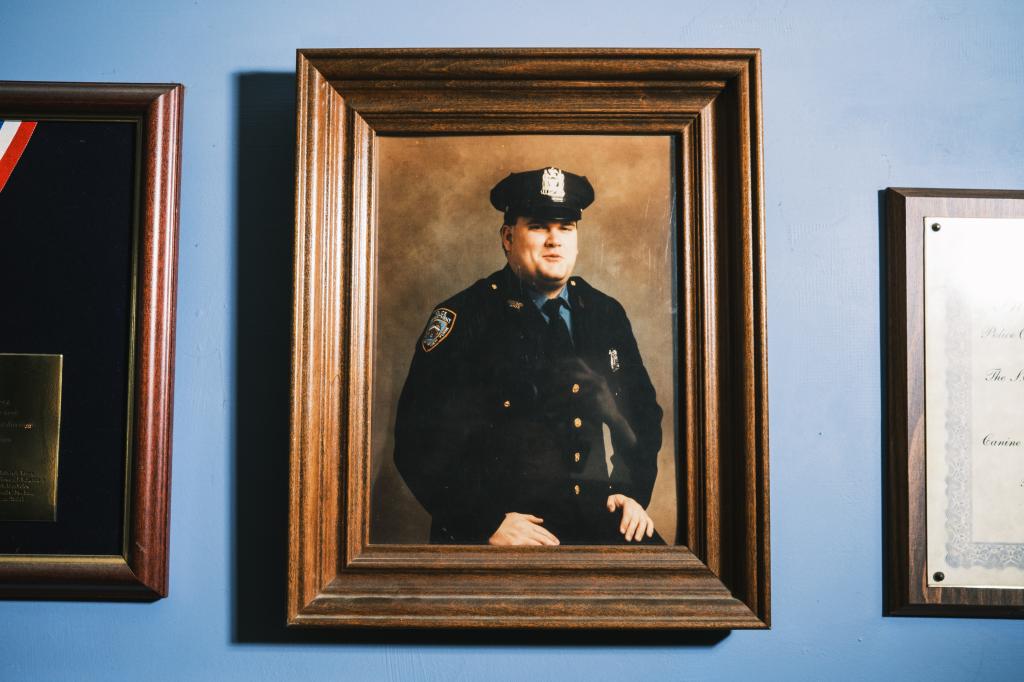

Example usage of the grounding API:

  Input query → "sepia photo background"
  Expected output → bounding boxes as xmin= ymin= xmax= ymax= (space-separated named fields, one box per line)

xmin=369 ymin=135 xmax=679 ymax=544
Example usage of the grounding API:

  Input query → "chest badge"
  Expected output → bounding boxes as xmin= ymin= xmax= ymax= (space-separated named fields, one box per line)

xmin=506 ymin=299 xmax=524 ymax=310
xmin=421 ymin=307 xmax=456 ymax=352
xmin=608 ymin=348 xmax=620 ymax=372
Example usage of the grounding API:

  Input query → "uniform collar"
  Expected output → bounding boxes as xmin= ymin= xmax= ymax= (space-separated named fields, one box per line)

xmin=527 ymin=281 xmax=570 ymax=313
xmin=497 ymin=265 xmax=573 ymax=308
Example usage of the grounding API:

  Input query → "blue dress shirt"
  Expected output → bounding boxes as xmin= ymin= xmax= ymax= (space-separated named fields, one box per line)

xmin=529 ymin=284 xmax=574 ymax=342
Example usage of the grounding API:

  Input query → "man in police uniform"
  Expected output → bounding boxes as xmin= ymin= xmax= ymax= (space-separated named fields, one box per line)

xmin=394 ymin=167 xmax=664 ymax=545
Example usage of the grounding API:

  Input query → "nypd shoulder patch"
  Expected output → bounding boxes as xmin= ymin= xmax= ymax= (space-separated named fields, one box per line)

xmin=421 ymin=307 xmax=457 ymax=352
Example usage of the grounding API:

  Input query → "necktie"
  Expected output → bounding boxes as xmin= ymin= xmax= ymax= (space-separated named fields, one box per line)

xmin=542 ymin=298 xmax=574 ymax=359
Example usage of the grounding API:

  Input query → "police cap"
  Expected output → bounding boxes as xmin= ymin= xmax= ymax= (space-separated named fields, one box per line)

xmin=490 ymin=167 xmax=595 ymax=223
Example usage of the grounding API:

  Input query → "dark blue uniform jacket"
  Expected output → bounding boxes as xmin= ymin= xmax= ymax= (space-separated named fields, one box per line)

xmin=394 ymin=265 xmax=664 ymax=544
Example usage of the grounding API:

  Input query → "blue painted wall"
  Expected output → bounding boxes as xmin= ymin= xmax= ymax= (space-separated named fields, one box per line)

xmin=3 ymin=1 xmax=1024 ymax=679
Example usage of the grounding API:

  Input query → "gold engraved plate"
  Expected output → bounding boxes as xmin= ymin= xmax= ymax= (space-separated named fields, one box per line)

xmin=0 ymin=354 xmax=62 ymax=522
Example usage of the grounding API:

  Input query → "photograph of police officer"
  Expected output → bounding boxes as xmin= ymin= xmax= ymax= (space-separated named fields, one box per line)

xmin=392 ymin=166 xmax=666 ymax=545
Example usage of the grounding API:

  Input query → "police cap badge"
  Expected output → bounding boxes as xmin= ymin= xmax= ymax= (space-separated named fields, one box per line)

xmin=489 ymin=167 xmax=595 ymax=224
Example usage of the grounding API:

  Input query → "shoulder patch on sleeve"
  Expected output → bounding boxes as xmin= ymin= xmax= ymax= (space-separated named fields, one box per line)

xmin=421 ymin=307 xmax=457 ymax=352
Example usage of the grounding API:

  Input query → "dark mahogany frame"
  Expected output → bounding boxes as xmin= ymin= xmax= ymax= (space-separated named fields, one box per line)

xmin=885 ymin=187 xmax=1024 ymax=618
xmin=290 ymin=50 xmax=769 ymax=629
xmin=0 ymin=82 xmax=183 ymax=600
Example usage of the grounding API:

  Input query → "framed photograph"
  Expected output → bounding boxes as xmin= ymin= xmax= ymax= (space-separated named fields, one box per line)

xmin=886 ymin=188 xmax=1024 ymax=618
xmin=0 ymin=82 xmax=183 ymax=600
xmin=290 ymin=49 xmax=769 ymax=628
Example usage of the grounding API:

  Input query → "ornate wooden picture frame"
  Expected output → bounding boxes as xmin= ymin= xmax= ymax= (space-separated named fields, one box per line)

xmin=885 ymin=187 xmax=1024 ymax=617
xmin=0 ymin=82 xmax=183 ymax=600
xmin=289 ymin=49 xmax=769 ymax=628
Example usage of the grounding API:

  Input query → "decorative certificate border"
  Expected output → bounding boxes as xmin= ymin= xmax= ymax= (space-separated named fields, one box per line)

xmin=944 ymin=289 xmax=1024 ymax=569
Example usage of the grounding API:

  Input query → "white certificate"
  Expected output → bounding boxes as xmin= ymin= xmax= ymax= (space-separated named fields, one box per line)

xmin=925 ymin=216 xmax=1024 ymax=589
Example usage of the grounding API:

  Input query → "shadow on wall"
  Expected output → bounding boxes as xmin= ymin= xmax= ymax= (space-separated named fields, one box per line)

xmin=230 ymin=71 xmax=727 ymax=646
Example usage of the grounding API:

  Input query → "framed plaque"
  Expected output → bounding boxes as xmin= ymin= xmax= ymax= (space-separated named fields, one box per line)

xmin=0 ymin=82 xmax=183 ymax=600
xmin=289 ymin=49 xmax=769 ymax=629
xmin=886 ymin=187 xmax=1024 ymax=617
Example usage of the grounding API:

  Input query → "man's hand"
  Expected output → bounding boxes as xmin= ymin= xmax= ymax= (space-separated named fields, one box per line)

xmin=489 ymin=512 xmax=561 ymax=546
xmin=606 ymin=494 xmax=654 ymax=542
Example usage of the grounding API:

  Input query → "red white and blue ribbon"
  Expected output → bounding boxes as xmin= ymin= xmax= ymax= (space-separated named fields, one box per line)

xmin=0 ymin=120 xmax=37 ymax=193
